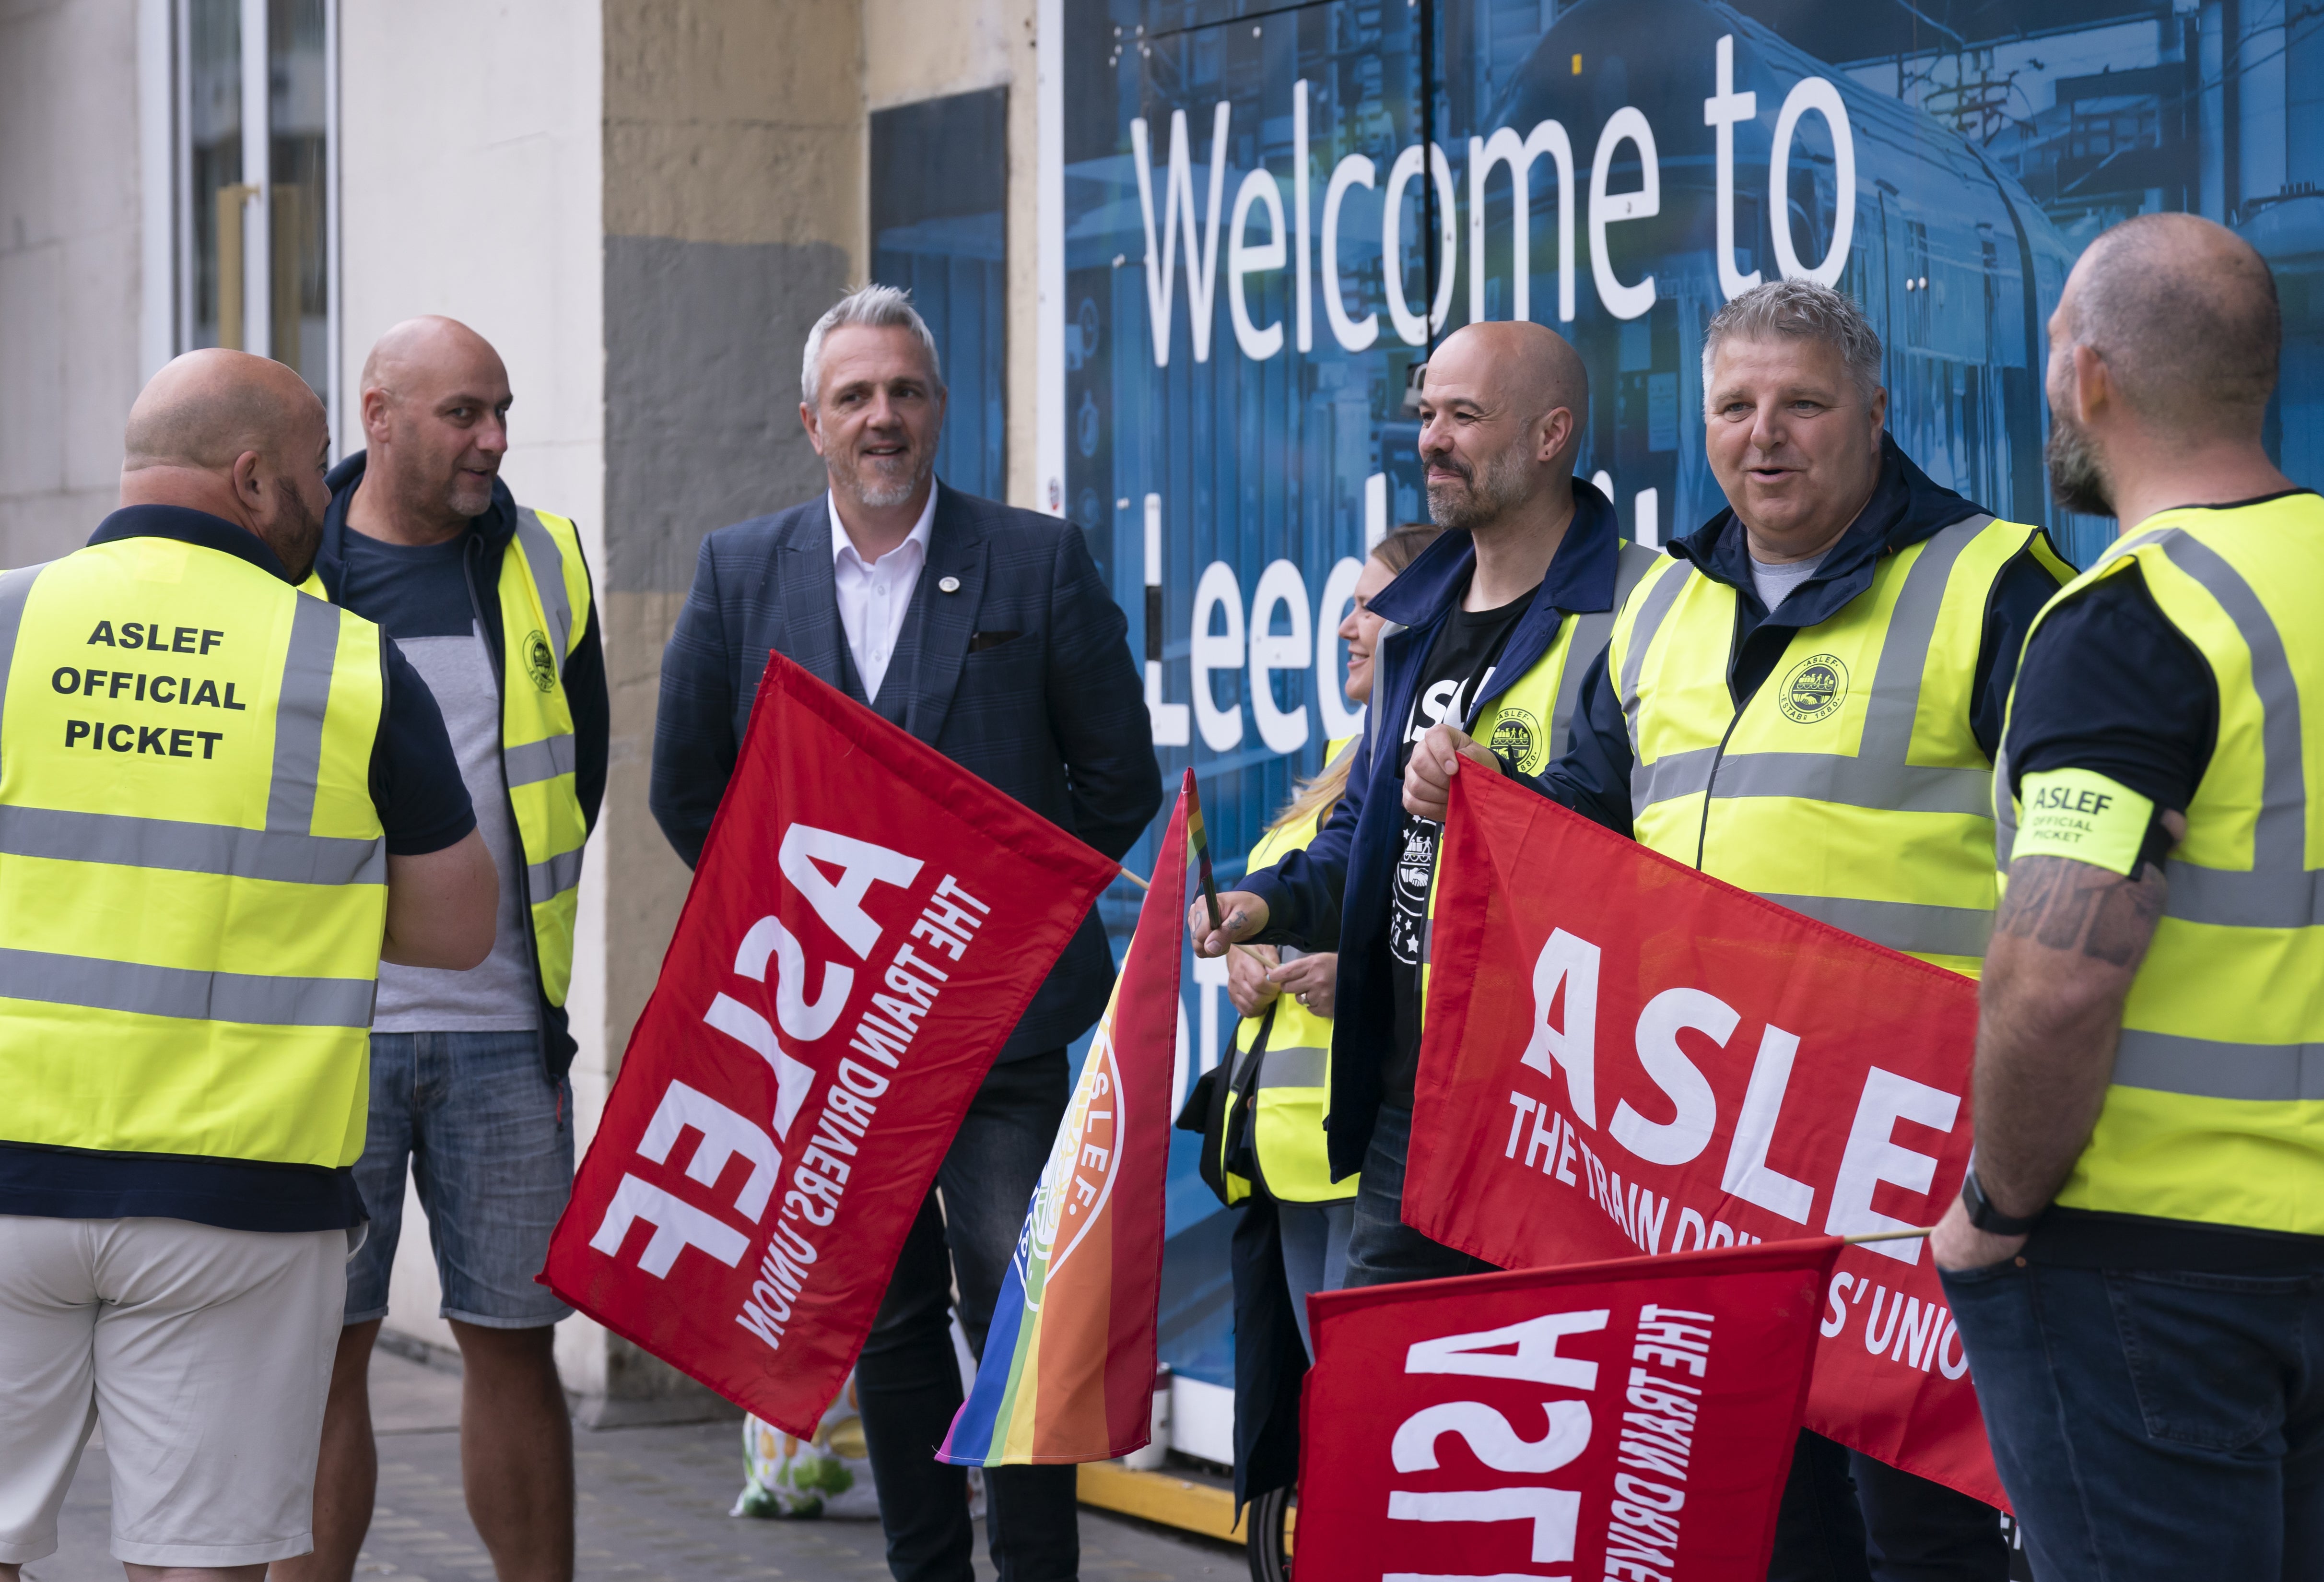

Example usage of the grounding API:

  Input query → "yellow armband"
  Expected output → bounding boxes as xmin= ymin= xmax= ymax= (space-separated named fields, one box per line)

xmin=2013 ymin=768 xmax=2155 ymax=876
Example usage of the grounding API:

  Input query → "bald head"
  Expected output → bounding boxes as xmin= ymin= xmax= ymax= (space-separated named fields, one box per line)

xmin=352 ymin=317 xmax=513 ymax=539
xmin=123 ymin=349 xmax=324 ymax=475
xmin=2066 ymin=213 xmax=2279 ymax=434
xmin=361 ymin=315 xmax=506 ymax=400
xmin=118 ymin=350 xmax=331 ymax=578
xmin=1431 ymin=320 xmax=1590 ymax=453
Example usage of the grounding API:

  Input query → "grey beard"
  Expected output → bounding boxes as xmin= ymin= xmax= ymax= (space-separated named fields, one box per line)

xmin=834 ymin=454 xmax=928 ymax=511
xmin=2046 ymin=412 xmax=2115 ymax=518
xmin=1426 ymin=446 xmax=1531 ymax=532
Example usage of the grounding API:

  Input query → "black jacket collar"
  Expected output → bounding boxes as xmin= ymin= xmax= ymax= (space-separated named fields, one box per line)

xmin=1669 ymin=434 xmax=1983 ymax=631
xmin=89 ymin=505 xmax=297 ymax=583
xmin=314 ymin=450 xmax=520 ymax=601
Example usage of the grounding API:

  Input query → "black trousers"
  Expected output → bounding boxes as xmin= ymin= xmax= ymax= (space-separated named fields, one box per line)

xmin=1767 ymin=1429 xmax=2009 ymax=1582
xmin=854 ymin=1049 xmax=1078 ymax=1582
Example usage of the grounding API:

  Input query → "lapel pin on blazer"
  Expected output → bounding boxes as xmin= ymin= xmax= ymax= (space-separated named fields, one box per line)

xmin=938 ymin=576 xmax=961 ymax=593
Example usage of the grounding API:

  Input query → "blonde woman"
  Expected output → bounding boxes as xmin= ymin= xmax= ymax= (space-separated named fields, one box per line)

xmin=1193 ymin=524 xmax=1439 ymax=1518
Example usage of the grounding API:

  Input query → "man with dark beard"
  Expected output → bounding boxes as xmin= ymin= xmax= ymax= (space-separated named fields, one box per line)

xmin=1933 ymin=214 xmax=2321 ymax=1581
xmin=1191 ymin=319 xmax=1662 ymax=1286
xmin=651 ymin=286 xmax=1158 ymax=1582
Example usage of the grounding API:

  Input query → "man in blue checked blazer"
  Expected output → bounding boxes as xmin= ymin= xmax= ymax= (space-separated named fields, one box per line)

xmin=651 ymin=285 xmax=1160 ymax=1582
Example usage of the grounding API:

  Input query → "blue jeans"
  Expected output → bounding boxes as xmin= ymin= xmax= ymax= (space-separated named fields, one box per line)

xmin=346 ymin=1029 xmax=573 ymax=1328
xmin=1278 ymin=1199 xmax=1353 ymax=1359
xmin=1943 ymin=1255 xmax=2324 ymax=1580
xmin=856 ymin=1049 xmax=1076 ymax=1582
xmin=1342 ymin=1101 xmax=1493 ymax=1288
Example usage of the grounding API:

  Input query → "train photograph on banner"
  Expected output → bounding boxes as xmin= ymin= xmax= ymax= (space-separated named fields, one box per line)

xmin=1042 ymin=0 xmax=2324 ymax=1451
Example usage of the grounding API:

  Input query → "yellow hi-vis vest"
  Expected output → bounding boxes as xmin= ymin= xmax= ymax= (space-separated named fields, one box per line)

xmin=1417 ymin=542 xmax=1665 ymax=1012
xmin=1222 ymin=736 xmax=1359 ymax=1205
xmin=308 ymin=506 xmax=592 ymax=1006
xmin=2003 ymin=495 xmax=2324 ymax=1235
xmin=1609 ymin=514 xmax=2069 ymax=976
xmin=0 ymin=537 xmax=387 ymax=1169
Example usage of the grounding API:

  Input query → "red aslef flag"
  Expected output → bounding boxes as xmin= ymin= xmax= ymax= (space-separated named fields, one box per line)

xmin=1404 ymin=769 xmax=2001 ymax=1507
xmin=541 ymin=654 xmax=1120 ymax=1435
xmin=1295 ymin=1238 xmax=1843 ymax=1581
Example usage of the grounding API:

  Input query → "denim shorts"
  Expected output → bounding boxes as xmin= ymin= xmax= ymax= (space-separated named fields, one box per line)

xmin=346 ymin=1029 xmax=574 ymax=1329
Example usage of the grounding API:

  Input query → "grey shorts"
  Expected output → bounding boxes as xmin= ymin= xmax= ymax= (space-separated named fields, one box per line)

xmin=347 ymin=1028 xmax=575 ymax=1329
xmin=0 ymin=1215 xmax=348 ymax=1567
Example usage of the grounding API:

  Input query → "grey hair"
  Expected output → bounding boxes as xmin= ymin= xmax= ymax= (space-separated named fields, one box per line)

xmin=1701 ymin=278 xmax=1883 ymax=408
xmin=800 ymin=284 xmax=944 ymax=405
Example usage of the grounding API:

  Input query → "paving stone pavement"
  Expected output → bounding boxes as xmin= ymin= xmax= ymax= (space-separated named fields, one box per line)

xmin=24 ymin=1348 xmax=1246 ymax=1582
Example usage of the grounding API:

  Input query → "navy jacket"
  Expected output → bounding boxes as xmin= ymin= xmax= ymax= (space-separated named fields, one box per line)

xmin=1239 ymin=479 xmax=1631 ymax=1179
xmin=320 ymin=453 xmax=610 ymax=1083
xmin=1530 ymin=437 xmax=2066 ymax=834
xmin=650 ymin=484 xmax=1162 ymax=1061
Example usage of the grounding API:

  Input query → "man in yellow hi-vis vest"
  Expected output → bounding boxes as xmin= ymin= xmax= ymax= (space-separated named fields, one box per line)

xmin=289 ymin=318 xmax=606 ymax=1582
xmin=1408 ymin=281 xmax=2069 ymax=1582
xmin=1932 ymin=215 xmax=2323 ymax=1580
xmin=0 ymin=350 xmax=493 ymax=1576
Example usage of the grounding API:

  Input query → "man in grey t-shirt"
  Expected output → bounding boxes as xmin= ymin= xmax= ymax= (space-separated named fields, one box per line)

xmin=278 ymin=319 xmax=607 ymax=1582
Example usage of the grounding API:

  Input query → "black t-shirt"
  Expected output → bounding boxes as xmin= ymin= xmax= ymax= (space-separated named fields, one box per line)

xmin=2003 ymin=502 xmax=2324 ymax=1271
xmin=2003 ymin=562 xmax=2217 ymax=872
xmin=1385 ymin=586 xmax=1535 ymax=1101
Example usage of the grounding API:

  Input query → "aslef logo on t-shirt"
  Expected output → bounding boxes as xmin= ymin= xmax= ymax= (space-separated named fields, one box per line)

xmin=1402 ymin=664 xmax=1500 ymax=746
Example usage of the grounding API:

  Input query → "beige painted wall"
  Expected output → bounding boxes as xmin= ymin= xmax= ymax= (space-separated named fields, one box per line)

xmin=0 ymin=0 xmax=145 ymax=569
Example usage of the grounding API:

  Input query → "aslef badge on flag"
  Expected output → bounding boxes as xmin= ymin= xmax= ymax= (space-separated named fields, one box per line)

xmin=1404 ymin=770 xmax=1998 ymax=1505
xmin=938 ymin=769 xmax=1194 ymax=1465
xmin=1295 ymin=1238 xmax=1843 ymax=1582
xmin=541 ymin=654 xmax=1121 ymax=1436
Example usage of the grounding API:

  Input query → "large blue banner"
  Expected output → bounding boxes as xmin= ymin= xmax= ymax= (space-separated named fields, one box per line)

xmin=1064 ymin=0 xmax=2324 ymax=1416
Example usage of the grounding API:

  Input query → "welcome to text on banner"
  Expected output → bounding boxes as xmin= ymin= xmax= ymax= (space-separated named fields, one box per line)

xmin=1295 ymin=1238 xmax=1843 ymax=1580
xmin=1403 ymin=770 xmax=1999 ymax=1507
xmin=542 ymin=654 xmax=1122 ymax=1436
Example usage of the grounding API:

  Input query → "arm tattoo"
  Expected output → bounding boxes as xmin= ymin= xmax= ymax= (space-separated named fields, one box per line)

xmin=1996 ymin=855 xmax=2168 ymax=967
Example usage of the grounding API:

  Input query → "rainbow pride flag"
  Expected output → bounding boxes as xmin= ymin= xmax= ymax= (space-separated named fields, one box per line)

xmin=937 ymin=771 xmax=1192 ymax=1465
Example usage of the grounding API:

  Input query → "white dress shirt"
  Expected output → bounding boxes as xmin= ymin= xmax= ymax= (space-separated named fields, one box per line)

xmin=829 ymin=484 xmax=939 ymax=703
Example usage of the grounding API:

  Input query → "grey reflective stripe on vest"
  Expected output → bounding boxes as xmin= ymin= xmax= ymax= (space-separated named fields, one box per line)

xmin=0 ymin=563 xmax=51 ymax=758
xmin=1755 ymin=892 xmax=1995 ymax=957
xmin=529 ymin=844 xmax=584 ymax=900
xmin=504 ymin=732 xmax=577 ymax=789
xmin=514 ymin=508 xmax=574 ymax=672
xmin=1626 ymin=518 xmax=1998 ymax=821
xmin=2147 ymin=531 xmax=2322 ymax=930
xmin=266 ymin=595 xmax=343 ymax=834
xmin=0 ymin=805 xmax=384 ymax=885
xmin=1552 ymin=542 xmax=1664 ymax=752
xmin=1618 ymin=559 xmax=1696 ymax=778
xmin=0 ymin=946 xmax=376 ymax=1028
xmin=1258 ymin=1044 xmax=1329 ymax=1089
xmin=2112 ymin=1029 xmax=2324 ymax=1102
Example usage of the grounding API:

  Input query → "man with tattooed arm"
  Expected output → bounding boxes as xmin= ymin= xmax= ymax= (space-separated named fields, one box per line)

xmin=1934 ymin=213 xmax=2324 ymax=1579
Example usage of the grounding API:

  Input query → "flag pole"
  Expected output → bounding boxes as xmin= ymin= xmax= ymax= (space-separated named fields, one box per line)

xmin=1841 ymin=1227 xmax=1936 ymax=1246
xmin=1118 ymin=865 xmax=1271 ymax=966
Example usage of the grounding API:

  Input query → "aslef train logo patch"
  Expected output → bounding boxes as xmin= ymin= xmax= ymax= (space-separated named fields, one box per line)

xmin=1488 ymin=704 xmax=1546 ymax=774
xmin=525 ymin=629 xmax=558 ymax=694
xmin=1779 ymin=653 xmax=1849 ymax=724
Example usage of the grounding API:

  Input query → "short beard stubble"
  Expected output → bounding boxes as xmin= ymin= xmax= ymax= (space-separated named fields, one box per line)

xmin=1426 ymin=439 xmax=1534 ymax=533
xmin=2045 ymin=408 xmax=2116 ymax=517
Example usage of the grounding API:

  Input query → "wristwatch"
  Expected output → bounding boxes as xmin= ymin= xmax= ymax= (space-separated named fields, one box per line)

xmin=1960 ymin=1164 xmax=2042 ymax=1236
